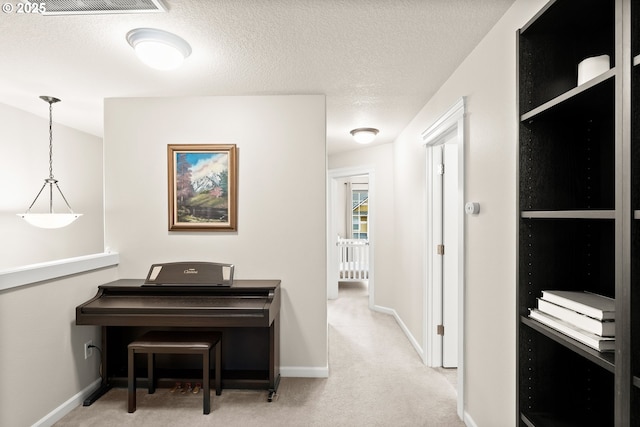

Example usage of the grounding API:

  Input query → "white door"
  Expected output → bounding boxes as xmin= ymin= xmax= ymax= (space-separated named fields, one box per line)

xmin=431 ymin=135 xmax=459 ymax=368
xmin=441 ymin=141 xmax=458 ymax=368
xmin=431 ymin=145 xmax=445 ymax=360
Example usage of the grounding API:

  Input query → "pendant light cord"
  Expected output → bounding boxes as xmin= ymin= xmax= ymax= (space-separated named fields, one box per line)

xmin=23 ymin=96 xmax=76 ymax=214
xmin=18 ymin=95 xmax=82 ymax=227
xmin=48 ymin=100 xmax=54 ymax=180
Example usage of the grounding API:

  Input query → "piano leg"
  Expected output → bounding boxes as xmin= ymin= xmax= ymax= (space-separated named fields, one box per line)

xmin=82 ymin=383 xmax=112 ymax=406
xmin=267 ymin=374 xmax=281 ymax=402
xmin=268 ymin=317 xmax=280 ymax=402
xmin=84 ymin=326 xmax=111 ymax=406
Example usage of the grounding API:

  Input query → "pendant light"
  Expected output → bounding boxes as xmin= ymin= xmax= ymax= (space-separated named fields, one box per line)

xmin=17 ymin=96 xmax=82 ymax=228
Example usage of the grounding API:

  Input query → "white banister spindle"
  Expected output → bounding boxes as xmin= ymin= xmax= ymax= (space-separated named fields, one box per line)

xmin=337 ymin=238 xmax=369 ymax=281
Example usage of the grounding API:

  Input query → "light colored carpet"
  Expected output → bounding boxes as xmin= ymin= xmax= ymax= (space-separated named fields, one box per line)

xmin=54 ymin=281 xmax=463 ymax=426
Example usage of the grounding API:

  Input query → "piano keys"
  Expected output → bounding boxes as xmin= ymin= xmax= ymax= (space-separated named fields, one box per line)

xmin=76 ymin=270 xmax=281 ymax=403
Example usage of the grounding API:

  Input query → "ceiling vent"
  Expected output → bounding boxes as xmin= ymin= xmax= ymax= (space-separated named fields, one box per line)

xmin=39 ymin=0 xmax=167 ymax=15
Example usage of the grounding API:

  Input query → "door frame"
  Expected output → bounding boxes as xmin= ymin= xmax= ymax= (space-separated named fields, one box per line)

xmin=327 ymin=165 xmax=375 ymax=308
xmin=421 ymin=97 xmax=465 ymax=419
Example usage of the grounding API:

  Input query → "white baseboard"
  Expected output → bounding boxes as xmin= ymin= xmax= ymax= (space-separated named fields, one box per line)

xmin=369 ymin=305 xmax=472 ymax=426
xmin=280 ymin=366 xmax=329 ymax=378
xmin=464 ymin=411 xmax=478 ymax=427
xmin=372 ymin=304 xmax=425 ymax=361
xmin=32 ymin=378 xmax=102 ymax=427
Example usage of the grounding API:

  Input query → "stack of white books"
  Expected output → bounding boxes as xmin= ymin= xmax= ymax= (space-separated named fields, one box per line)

xmin=528 ymin=290 xmax=615 ymax=352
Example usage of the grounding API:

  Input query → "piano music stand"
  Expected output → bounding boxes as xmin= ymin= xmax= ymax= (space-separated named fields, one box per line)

xmin=143 ymin=261 xmax=234 ymax=286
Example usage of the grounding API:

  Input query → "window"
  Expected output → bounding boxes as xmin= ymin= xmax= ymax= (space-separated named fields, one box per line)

xmin=352 ymin=190 xmax=368 ymax=239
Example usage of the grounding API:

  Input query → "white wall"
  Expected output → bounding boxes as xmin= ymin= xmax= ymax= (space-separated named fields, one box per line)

xmin=0 ymin=102 xmax=109 ymax=426
xmin=104 ymin=95 xmax=327 ymax=371
xmin=0 ymin=267 xmax=118 ymax=427
xmin=0 ymin=102 xmax=104 ymax=270
xmin=391 ymin=1 xmax=547 ymax=425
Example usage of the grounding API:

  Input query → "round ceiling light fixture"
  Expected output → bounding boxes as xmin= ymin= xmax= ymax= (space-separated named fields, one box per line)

xmin=350 ymin=127 xmax=379 ymax=144
xmin=126 ymin=28 xmax=192 ymax=70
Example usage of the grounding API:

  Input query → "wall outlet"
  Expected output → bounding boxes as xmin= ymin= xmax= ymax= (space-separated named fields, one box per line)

xmin=84 ymin=340 xmax=93 ymax=359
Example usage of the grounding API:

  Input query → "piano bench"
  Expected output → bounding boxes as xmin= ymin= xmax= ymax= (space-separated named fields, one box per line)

xmin=127 ymin=331 xmax=222 ymax=415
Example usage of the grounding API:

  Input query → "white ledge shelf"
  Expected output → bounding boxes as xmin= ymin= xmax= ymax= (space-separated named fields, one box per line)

xmin=0 ymin=252 xmax=119 ymax=292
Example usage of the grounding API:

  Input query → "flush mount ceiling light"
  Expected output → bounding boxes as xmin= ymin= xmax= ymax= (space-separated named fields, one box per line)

xmin=126 ymin=28 xmax=192 ymax=70
xmin=17 ymin=96 xmax=82 ymax=229
xmin=350 ymin=127 xmax=379 ymax=144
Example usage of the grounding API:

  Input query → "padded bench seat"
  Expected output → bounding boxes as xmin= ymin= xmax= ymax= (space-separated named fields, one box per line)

xmin=127 ymin=331 xmax=222 ymax=414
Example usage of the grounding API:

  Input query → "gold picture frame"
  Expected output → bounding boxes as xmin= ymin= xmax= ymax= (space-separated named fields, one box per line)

xmin=168 ymin=144 xmax=237 ymax=231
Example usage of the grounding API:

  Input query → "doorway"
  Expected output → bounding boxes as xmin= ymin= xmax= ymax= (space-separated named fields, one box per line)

xmin=422 ymin=98 xmax=465 ymax=419
xmin=327 ymin=166 xmax=375 ymax=308
xmin=431 ymin=140 xmax=459 ymax=368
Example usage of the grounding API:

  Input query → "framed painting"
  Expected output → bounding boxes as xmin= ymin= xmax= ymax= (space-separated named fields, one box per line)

xmin=168 ymin=144 xmax=237 ymax=231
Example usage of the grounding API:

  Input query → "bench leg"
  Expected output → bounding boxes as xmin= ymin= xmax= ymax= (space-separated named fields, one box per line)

xmin=215 ymin=341 xmax=221 ymax=395
xmin=128 ymin=348 xmax=136 ymax=413
xmin=203 ymin=349 xmax=210 ymax=414
xmin=147 ymin=353 xmax=155 ymax=394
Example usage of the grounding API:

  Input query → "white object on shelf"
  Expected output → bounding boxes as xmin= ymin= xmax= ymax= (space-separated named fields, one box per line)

xmin=577 ymin=54 xmax=610 ymax=86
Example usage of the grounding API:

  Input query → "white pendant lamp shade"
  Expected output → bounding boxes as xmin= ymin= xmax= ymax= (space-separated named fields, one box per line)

xmin=17 ymin=96 xmax=82 ymax=229
xmin=127 ymin=28 xmax=192 ymax=70
xmin=19 ymin=213 xmax=82 ymax=229
xmin=350 ymin=127 xmax=379 ymax=144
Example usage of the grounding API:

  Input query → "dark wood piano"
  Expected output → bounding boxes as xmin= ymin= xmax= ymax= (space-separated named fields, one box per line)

xmin=76 ymin=262 xmax=281 ymax=403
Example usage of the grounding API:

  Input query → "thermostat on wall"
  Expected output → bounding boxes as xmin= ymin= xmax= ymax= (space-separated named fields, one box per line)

xmin=465 ymin=202 xmax=480 ymax=215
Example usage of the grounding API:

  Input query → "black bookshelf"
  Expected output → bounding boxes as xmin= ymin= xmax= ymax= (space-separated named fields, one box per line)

xmin=517 ymin=0 xmax=635 ymax=425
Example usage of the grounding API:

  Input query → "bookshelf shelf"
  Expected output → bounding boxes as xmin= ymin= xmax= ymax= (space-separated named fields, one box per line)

xmin=521 ymin=317 xmax=614 ymax=373
xmin=518 ymin=0 xmax=615 ymax=114
xmin=520 ymin=69 xmax=616 ymax=122
xmin=521 ymin=411 xmax=614 ymax=427
xmin=517 ymin=0 xmax=636 ymax=425
xmin=519 ymin=76 xmax=615 ymax=211
xmin=520 ymin=210 xmax=615 ymax=220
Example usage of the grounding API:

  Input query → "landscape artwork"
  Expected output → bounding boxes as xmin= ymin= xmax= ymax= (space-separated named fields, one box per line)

xmin=168 ymin=144 xmax=237 ymax=231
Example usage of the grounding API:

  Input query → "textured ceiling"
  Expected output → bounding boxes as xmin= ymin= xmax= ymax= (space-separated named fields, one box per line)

xmin=0 ymin=0 xmax=515 ymax=154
